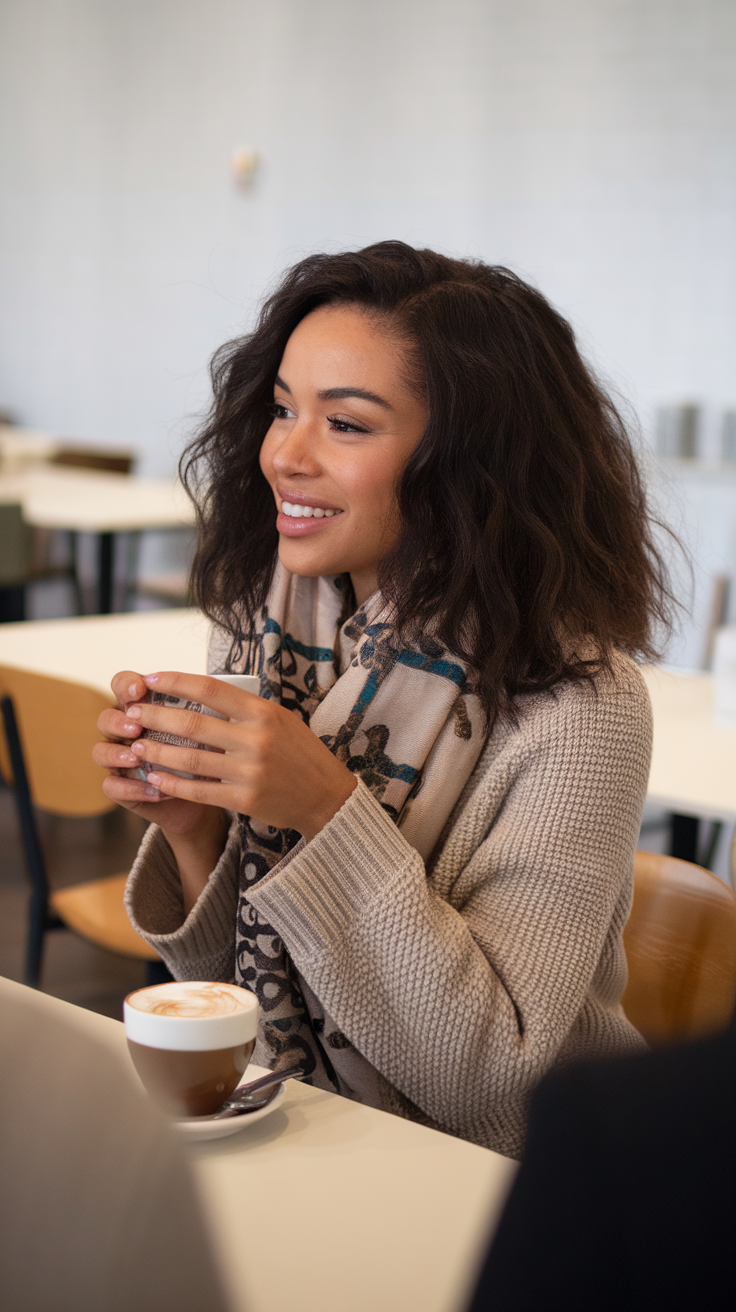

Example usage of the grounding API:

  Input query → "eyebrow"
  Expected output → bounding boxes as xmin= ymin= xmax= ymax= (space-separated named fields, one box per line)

xmin=274 ymin=375 xmax=392 ymax=411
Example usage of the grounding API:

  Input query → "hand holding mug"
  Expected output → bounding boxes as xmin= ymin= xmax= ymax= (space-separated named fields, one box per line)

xmin=94 ymin=670 xmax=214 ymax=835
xmin=118 ymin=670 xmax=357 ymax=843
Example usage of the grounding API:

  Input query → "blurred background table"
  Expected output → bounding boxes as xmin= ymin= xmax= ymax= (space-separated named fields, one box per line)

xmin=641 ymin=666 xmax=736 ymax=867
xmin=641 ymin=666 xmax=736 ymax=822
xmin=0 ymin=608 xmax=209 ymax=697
xmin=0 ymin=464 xmax=195 ymax=615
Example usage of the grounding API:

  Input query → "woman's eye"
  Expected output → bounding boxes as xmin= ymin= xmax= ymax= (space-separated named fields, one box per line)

xmin=268 ymin=402 xmax=292 ymax=420
xmin=328 ymin=417 xmax=369 ymax=435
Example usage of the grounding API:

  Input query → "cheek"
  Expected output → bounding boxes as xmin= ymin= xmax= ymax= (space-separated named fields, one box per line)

xmin=357 ymin=474 xmax=402 ymax=530
xmin=258 ymin=429 xmax=275 ymax=481
xmin=339 ymin=452 xmax=402 ymax=516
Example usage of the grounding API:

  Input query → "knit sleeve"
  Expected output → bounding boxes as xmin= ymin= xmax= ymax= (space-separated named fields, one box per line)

xmin=246 ymin=657 xmax=651 ymax=1152
xmin=124 ymin=816 xmax=241 ymax=983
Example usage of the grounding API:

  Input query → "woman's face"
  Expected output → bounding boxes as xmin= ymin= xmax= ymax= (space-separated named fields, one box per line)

xmin=259 ymin=304 xmax=427 ymax=607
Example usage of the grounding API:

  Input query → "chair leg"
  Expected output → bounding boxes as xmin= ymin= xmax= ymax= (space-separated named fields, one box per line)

xmin=25 ymin=891 xmax=47 ymax=988
xmin=123 ymin=529 xmax=142 ymax=612
xmin=0 ymin=584 xmax=26 ymax=623
xmin=68 ymin=530 xmax=85 ymax=615
xmin=1 ymin=696 xmax=53 ymax=988
xmin=146 ymin=960 xmax=174 ymax=986
xmin=669 ymin=813 xmax=699 ymax=863
xmin=98 ymin=532 xmax=115 ymax=614
xmin=699 ymin=821 xmax=723 ymax=871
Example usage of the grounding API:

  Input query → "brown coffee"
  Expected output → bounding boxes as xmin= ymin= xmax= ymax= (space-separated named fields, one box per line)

xmin=127 ymin=1038 xmax=255 ymax=1118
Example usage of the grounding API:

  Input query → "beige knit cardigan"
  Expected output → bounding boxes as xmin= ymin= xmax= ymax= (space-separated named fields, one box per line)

xmin=125 ymin=650 xmax=650 ymax=1158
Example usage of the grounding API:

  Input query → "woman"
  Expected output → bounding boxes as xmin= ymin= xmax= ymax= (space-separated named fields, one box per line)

xmin=96 ymin=243 xmax=670 ymax=1157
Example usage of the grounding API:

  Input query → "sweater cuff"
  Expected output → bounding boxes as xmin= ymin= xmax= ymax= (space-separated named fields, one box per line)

xmin=124 ymin=815 xmax=241 ymax=980
xmin=247 ymin=779 xmax=417 ymax=959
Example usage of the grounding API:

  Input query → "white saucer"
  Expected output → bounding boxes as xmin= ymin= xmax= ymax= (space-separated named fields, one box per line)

xmin=173 ymin=1065 xmax=287 ymax=1142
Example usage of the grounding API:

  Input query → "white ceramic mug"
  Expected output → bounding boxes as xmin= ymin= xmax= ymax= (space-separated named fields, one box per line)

xmin=124 ymin=981 xmax=259 ymax=1117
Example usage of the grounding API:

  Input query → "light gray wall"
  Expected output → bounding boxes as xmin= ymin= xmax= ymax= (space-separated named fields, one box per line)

xmin=1 ymin=0 xmax=735 ymax=660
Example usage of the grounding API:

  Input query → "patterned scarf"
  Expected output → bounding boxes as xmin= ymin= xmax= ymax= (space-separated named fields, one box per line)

xmin=212 ymin=565 xmax=487 ymax=1083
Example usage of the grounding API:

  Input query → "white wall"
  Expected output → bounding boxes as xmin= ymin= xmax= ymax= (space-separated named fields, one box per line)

xmin=1 ymin=0 xmax=735 ymax=658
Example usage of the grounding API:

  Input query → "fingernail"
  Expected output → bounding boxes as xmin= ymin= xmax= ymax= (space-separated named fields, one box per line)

xmin=144 ymin=674 xmax=160 ymax=685
xmin=126 ymin=706 xmax=141 ymax=719
xmin=131 ymin=741 xmax=145 ymax=755
xmin=128 ymin=683 xmax=139 ymax=698
xmin=123 ymin=723 xmax=141 ymax=735
xmin=119 ymin=751 xmax=136 ymax=763
xmin=145 ymin=786 xmax=163 ymax=798
xmin=146 ymin=772 xmax=162 ymax=786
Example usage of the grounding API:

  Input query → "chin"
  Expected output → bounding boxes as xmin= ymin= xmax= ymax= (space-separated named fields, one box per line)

xmin=278 ymin=545 xmax=337 ymax=578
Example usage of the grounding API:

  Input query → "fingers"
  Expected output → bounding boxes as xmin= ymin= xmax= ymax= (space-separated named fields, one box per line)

xmin=111 ymin=670 xmax=148 ymax=710
xmin=143 ymin=672 xmax=257 ymax=722
xmin=101 ymin=773 xmax=165 ymax=804
xmin=129 ymin=735 xmax=225 ymax=782
xmin=92 ymin=740 xmax=144 ymax=770
xmin=143 ymin=768 xmax=231 ymax=810
xmin=97 ymin=706 xmax=144 ymax=741
xmin=124 ymin=699 xmax=238 ymax=751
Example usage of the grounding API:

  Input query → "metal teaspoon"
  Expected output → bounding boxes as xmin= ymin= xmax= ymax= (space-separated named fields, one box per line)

xmin=212 ymin=1064 xmax=305 ymax=1119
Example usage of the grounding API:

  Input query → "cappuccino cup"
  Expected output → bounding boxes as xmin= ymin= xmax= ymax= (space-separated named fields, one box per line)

xmin=124 ymin=981 xmax=259 ymax=1118
xmin=130 ymin=672 xmax=260 ymax=782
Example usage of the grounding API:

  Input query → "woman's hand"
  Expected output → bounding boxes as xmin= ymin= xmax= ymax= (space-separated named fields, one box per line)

xmin=95 ymin=671 xmax=211 ymax=831
xmin=118 ymin=671 xmax=358 ymax=844
xmin=94 ymin=671 xmax=230 ymax=914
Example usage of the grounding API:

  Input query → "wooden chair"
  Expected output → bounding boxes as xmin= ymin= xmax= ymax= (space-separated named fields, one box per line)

xmin=0 ymin=664 xmax=163 ymax=987
xmin=622 ymin=850 xmax=736 ymax=1045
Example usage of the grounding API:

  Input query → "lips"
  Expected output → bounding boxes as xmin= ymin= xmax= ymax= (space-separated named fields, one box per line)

xmin=275 ymin=487 xmax=344 ymax=538
xmin=276 ymin=508 xmax=343 ymax=537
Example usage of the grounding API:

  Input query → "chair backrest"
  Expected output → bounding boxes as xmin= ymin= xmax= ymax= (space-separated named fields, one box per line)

xmin=622 ymin=850 xmax=736 ymax=1045
xmin=0 ymin=665 xmax=115 ymax=816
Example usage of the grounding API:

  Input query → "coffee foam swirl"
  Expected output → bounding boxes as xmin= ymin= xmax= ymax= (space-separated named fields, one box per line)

xmin=128 ymin=982 xmax=249 ymax=1019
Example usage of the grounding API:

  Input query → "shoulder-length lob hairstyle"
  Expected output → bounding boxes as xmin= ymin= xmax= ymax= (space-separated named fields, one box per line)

xmin=182 ymin=241 xmax=674 ymax=722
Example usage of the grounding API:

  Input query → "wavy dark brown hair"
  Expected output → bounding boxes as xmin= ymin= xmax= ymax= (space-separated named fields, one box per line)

xmin=182 ymin=241 xmax=675 ymax=722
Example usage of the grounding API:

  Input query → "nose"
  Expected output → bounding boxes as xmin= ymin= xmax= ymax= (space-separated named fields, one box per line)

xmin=270 ymin=415 xmax=322 ymax=478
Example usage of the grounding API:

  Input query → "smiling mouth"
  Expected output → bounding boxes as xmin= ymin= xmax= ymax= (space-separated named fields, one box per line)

xmin=280 ymin=501 xmax=342 ymax=519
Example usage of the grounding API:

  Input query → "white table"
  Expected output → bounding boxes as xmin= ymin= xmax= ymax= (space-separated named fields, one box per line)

xmin=24 ymin=985 xmax=517 ymax=1312
xmin=0 ymin=465 xmax=195 ymax=613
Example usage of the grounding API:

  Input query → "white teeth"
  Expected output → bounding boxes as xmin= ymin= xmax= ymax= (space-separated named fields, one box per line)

xmin=281 ymin=501 xmax=339 ymax=519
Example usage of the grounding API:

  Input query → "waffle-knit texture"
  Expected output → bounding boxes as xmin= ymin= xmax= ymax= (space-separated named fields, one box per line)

xmin=125 ymin=651 xmax=650 ymax=1158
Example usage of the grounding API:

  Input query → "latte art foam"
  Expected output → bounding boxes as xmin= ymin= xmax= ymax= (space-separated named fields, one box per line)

xmin=128 ymin=982 xmax=250 ymax=1019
